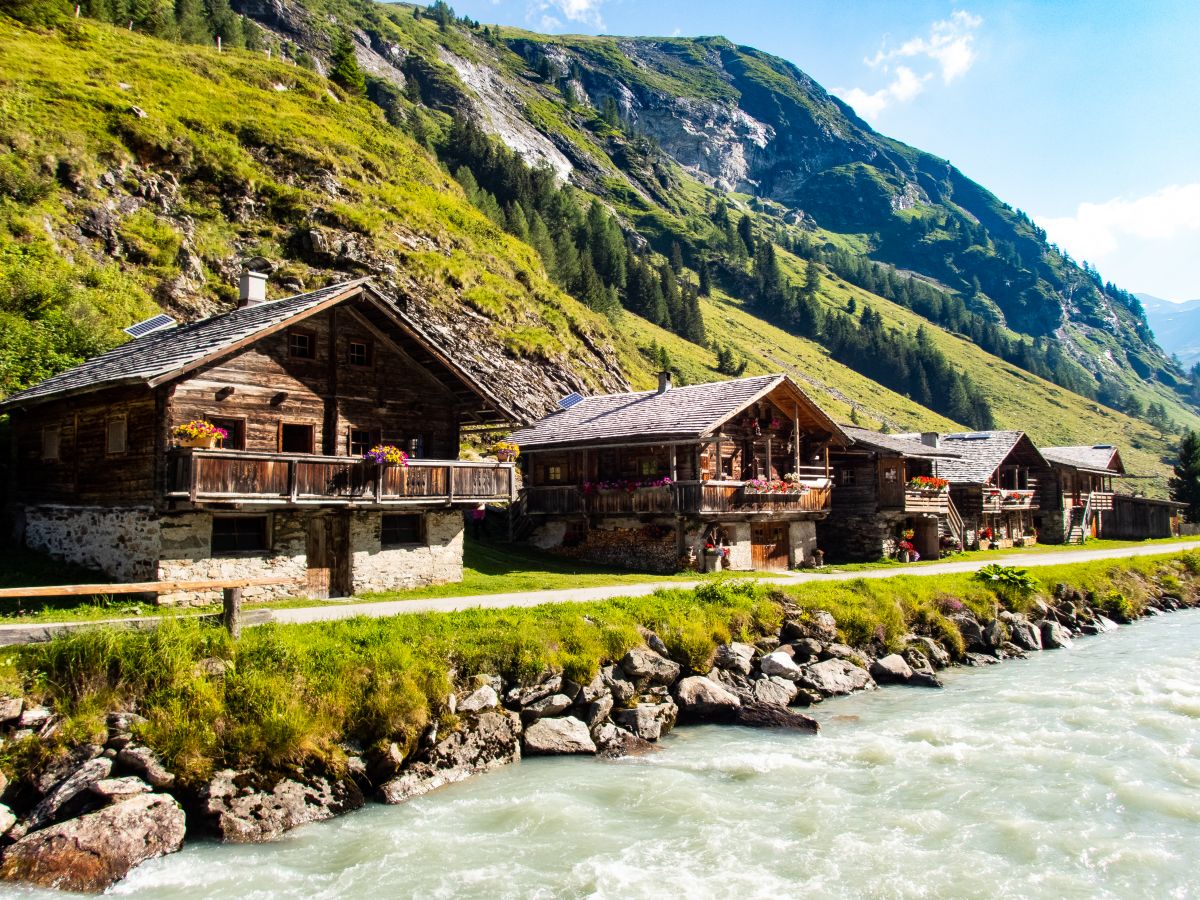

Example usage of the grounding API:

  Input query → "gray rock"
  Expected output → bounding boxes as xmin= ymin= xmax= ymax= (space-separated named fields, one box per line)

xmin=89 ymin=777 xmax=152 ymax=803
xmin=673 ymin=676 xmax=741 ymax=722
xmin=522 ymin=693 xmax=573 ymax=722
xmin=1096 ymin=616 xmax=1119 ymax=633
xmin=752 ymin=676 xmax=798 ymax=706
xmin=1004 ymin=615 xmax=1043 ymax=651
xmin=0 ymin=697 xmax=22 ymax=725
xmin=601 ymin=665 xmax=637 ymax=705
xmin=458 ymin=685 xmax=499 ymax=714
xmin=950 ymin=613 xmax=987 ymax=653
xmin=116 ymin=745 xmax=175 ymax=789
xmin=366 ymin=742 xmax=405 ymax=784
xmin=17 ymin=706 xmax=53 ymax=729
xmin=964 ymin=652 xmax=1001 ymax=666
xmin=35 ymin=745 xmax=103 ymax=795
xmin=732 ymin=702 xmax=820 ymax=732
xmin=818 ymin=642 xmax=863 ymax=663
xmin=581 ymin=695 xmax=614 ymax=728
xmin=708 ymin=666 xmax=754 ymax=702
xmin=578 ymin=673 xmax=608 ymax=704
xmin=906 ymin=634 xmax=952 ymax=669
xmin=612 ymin=701 xmax=678 ymax=742
xmin=982 ymin=618 xmax=1006 ymax=651
xmin=17 ymin=756 xmax=113 ymax=837
xmin=870 ymin=654 xmax=913 ymax=684
xmin=380 ymin=711 xmax=521 ymax=804
xmin=523 ymin=716 xmax=596 ymax=755
xmin=789 ymin=638 xmax=824 ymax=662
xmin=908 ymin=671 xmax=944 ymax=688
xmin=0 ymin=803 xmax=16 ymax=837
xmin=201 ymin=769 xmax=364 ymax=843
xmin=507 ymin=675 xmax=563 ymax=708
xmin=593 ymin=723 xmax=656 ymax=759
xmin=797 ymin=659 xmax=875 ymax=697
xmin=713 ymin=642 xmax=756 ymax=676
xmin=638 ymin=628 xmax=670 ymax=658
xmin=1040 ymin=620 xmax=1073 ymax=650
xmin=619 ymin=648 xmax=681 ymax=685
xmin=0 ymin=794 xmax=185 ymax=894
xmin=781 ymin=610 xmax=838 ymax=643
xmin=759 ymin=651 xmax=803 ymax=681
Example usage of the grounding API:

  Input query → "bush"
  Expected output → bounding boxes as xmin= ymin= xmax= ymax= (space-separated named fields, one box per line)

xmin=973 ymin=564 xmax=1040 ymax=608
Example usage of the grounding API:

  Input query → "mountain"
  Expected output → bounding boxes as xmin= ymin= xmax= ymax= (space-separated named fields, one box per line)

xmin=0 ymin=1 xmax=1194 ymax=496
xmin=1137 ymin=294 xmax=1200 ymax=368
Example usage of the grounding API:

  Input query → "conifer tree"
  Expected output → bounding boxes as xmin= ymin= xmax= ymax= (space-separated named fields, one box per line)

xmin=330 ymin=31 xmax=366 ymax=96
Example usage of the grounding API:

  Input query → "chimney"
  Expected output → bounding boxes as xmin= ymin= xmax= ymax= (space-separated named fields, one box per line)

xmin=238 ymin=256 xmax=273 ymax=307
xmin=920 ymin=432 xmax=940 ymax=448
xmin=657 ymin=371 xmax=672 ymax=394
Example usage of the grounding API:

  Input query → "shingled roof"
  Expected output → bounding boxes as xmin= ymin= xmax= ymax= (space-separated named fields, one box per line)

xmin=840 ymin=426 xmax=960 ymax=459
xmin=0 ymin=279 xmax=520 ymax=424
xmin=1040 ymin=445 xmax=1125 ymax=475
xmin=897 ymin=431 xmax=1049 ymax=485
xmin=509 ymin=373 xmax=847 ymax=450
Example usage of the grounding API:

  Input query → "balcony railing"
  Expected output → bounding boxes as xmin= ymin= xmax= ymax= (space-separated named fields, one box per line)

xmin=903 ymin=488 xmax=950 ymax=515
xmin=166 ymin=449 xmax=516 ymax=506
xmin=526 ymin=478 xmax=832 ymax=516
xmin=982 ymin=484 xmax=1040 ymax=512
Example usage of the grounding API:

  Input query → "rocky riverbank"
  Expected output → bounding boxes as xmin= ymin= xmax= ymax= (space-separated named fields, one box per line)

xmin=0 ymin=564 xmax=1196 ymax=893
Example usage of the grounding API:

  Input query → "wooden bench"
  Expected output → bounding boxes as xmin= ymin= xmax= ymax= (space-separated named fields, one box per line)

xmin=0 ymin=577 xmax=299 ymax=637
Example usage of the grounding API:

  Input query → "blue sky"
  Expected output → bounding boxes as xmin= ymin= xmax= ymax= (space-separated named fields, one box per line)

xmin=446 ymin=0 xmax=1200 ymax=301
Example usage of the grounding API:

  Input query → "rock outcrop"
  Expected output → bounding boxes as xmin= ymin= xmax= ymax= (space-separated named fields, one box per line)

xmin=199 ymin=770 xmax=364 ymax=843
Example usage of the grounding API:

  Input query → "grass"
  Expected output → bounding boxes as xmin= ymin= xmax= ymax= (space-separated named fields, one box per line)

xmin=2 ymin=551 xmax=1194 ymax=792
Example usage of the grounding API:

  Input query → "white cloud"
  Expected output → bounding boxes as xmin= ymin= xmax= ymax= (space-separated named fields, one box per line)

xmin=836 ymin=10 xmax=981 ymax=120
xmin=527 ymin=0 xmax=606 ymax=30
xmin=1036 ymin=183 xmax=1200 ymax=263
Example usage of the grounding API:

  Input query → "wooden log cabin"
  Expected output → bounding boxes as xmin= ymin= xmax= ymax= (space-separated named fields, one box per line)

xmin=0 ymin=274 xmax=519 ymax=603
xmin=917 ymin=431 xmax=1053 ymax=549
xmin=819 ymin=427 xmax=966 ymax=562
xmin=508 ymin=373 xmax=849 ymax=572
xmin=1037 ymin=445 xmax=1124 ymax=543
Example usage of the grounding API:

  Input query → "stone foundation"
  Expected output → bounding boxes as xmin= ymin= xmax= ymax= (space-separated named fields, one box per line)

xmin=531 ymin=517 xmax=680 ymax=573
xmin=350 ymin=510 xmax=463 ymax=594
xmin=21 ymin=505 xmax=160 ymax=582
xmin=817 ymin=512 xmax=905 ymax=563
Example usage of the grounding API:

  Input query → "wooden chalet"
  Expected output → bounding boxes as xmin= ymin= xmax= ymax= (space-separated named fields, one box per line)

xmin=1037 ymin=444 xmax=1123 ymax=543
xmin=820 ymin=427 xmax=966 ymax=562
xmin=915 ymin=431 xmax=1053 ymax=549
xmin=508 ymin=373 xmax=849 ymax=572
xmin=0 ymin=274 xmax=518 ymax=602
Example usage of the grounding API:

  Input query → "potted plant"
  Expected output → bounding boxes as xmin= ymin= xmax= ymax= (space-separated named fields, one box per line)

xmin=492 ymin=440 xmax=520 ymax=462
xmin=364 ymin=444 xmax=409 ymax=467
xmin=173 ymin=420 xmax=228 ymax=449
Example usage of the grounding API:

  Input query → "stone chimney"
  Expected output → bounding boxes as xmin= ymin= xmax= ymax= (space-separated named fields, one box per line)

xmin=657 ymin=371 xmax=672 ymax=394
xmin=238 ymin=257 xmax=272 ymax=307
xmin=921 ymin=432 xmax=940 ymax=448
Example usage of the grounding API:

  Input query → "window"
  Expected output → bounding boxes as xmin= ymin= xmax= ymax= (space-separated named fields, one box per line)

xmin=212 ymin=516 xmax=269 ymax=555
xmin=106 ymin=417 xmax=127 ymax=454
xmin=882 ymin=467 xmax=898 ymax=482
xmin=836 ymin=467 xmax=856 ymax=486
xmin=348 ymin=340 xmax=371 ymax=366
xmin=381 ymin=514 xmax=423 ymax=547
xmin=546 ymin=464 xmax=563 ymax=482
xmin=349 ymin=428 xmax=379 ymax=456
xmin=210 ymin=418 xmax=246 ymax=451
xmin=41 ymin=426 xmax=61 ymax=461
xmin=287 ymin=329 xmax=314 ymax=359
xmin=639 ymin=459 xmax=659 ymax=476
xmin=279 ymin=423 xmax=315 ymax=454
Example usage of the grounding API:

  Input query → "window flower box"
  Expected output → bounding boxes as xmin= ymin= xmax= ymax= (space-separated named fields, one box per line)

xmin=173 ymin=420 xmax=228 ymax=449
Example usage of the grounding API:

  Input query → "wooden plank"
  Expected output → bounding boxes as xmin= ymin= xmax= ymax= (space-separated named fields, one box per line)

xmin=0 ymin=576 xmax=297 ymax=599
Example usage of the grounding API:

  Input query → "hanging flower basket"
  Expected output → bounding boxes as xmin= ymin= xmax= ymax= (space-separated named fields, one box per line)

xmin=492 ymin=440 xmax=520 ymax=462
xmin=173 ymin=420 xmax=228 ymax=449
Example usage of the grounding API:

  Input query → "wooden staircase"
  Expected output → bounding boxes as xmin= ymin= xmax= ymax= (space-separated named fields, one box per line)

xmin=941 ymin=494 xmax=967 ymax=552
xmin=505 ymin=493 xmax=535 ymax=543
xmin=1066 ymin=493 xmax=1094 ymax=545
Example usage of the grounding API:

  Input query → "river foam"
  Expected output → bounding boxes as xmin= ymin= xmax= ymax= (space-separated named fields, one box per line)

xmin=15 ymin=610 xmax=1200 ymax=899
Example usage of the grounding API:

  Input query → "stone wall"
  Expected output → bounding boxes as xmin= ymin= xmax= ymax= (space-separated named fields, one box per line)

xmin=1037 ymin=509 xmax=1069 ymax=545
xmin=816 ymin=512 xmax=904 ymax=562
xmin=789 ymin=520 xmax=817 ymax=566
xmin=22 ymin=505 xmax=160 ymax=582
xmin=532 ymin=517 xmax=681 ymax=573
xmin=350 ymin=510 xmax=464 ymax=594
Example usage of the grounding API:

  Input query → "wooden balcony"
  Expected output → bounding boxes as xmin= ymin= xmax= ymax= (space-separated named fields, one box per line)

xmin=525 ymin=479 xmax=832 ymax=517
xmin=166 ymin=449 xmax=516 ymax=507
xmin=1088 ymin=491 xmax=1115 ymax=511
xmin=903 ymin=488 xmax=950 ymax=515
xmin=982 ymin=486 xmax=1040 ymax=512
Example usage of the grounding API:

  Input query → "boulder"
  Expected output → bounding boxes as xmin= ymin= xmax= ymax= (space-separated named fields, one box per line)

xmin=521 ymin=693 xmax=573 ymax=722
xmin=818 ymin=642 xmax=864 ymax=664
xmin=905 ymin=635 xmax=952 ymax=669
xmin=458 ymin=685 xmax=499 ymax=715
xmin=732 ymin=702 xmax=819 ymax=732
xmin=751 ymin=676 xmax=798 ymax=706
xmin=797 ymin=659 xmax=875 ymax=697
xmin=593 ymin=723 xmax=656 ymax=759
xmin=35 ymin=744 xmax=103 ymax=795
xmin=380 ymin=710 xmax=521 ymax=804
xmin=581 ymin=695 xmax=614 ymax=728
xmin=781 ymin=610 xmax=838 ymax=643
xmin=601 ymin=665 xmax=637 ymax=705
xmin=88 ymin=777 xmax=151 ymax=804
xmin=522 ymin=716 xmax=596 ymax=755
xmin=908 ymin=671 xmax=944 ymax=689
xmin=115 ymin=745 xmax=175 ymax=789
xmin=1004 ymin=615 xmax=1042 ymax=651
xmin=1096 ymin=616 xmax=1119 ymax=633
xmin=0 ymin=803 xmax=15 ymax=837
xmin=0 ymin=697 xmax=23 ymax=725
xmin=982 ymin=618 xmax=1006 ymax=652
xmin=638 ymin=627 xmax=671 ymax=658
xmin=789 ymin=638 xmax=824 ymax=662
xmin=506 ymin=675 xmax=563 ymax=708
xmin=0 ymin=793 xmax=185 ymax=893
xmin=1040 ymin=620 xmax=1073 ymax=650
xmin=964 ymin=652 xmax=1001 ymax=666
xmin=619 ymin=648 xmax=681 ymax=685
xmin=709 ymin=667 xmax=754 ymax=703
xmin=869 ymin=654 xmax=913 ymax=685
xmin=578 ymin=673 xmax=608 ymax=704
xmin=17 ymin=706 xmax=53 ymax=729
xmin=366 ymin=742 xmax=405 ymax=784
xmin=17 ymin=756 xmax=113 ymax=837
xmin=950 ymin=613 xmax=987 ymax=653
xmin=104 ymin=712 xmax=146 ymax=751
xmin=759 ymin=651 xmax=803 ymax=681
xmin=612 ymin=701 xmax=678 ymax=742
xmin=713 ymin=642 xmax=756 ymax=676
xmin=200 ymin=769 xmax=364 ymax=843
xmin=673 ymin=676 xmax=741 ymax=722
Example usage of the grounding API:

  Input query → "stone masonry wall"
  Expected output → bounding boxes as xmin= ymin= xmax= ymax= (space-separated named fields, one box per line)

xmin=533 ymin=517 xmax=680 ymax=573
xmin=350 ymin=510 xmax=464 ymax=594
xmin=816 ymin=512 xmax=904 ymax=563
xmin=22 ymin=505 xmax=160 ymax=582
xmin=790 ymin=520 xmax=818 ymax=566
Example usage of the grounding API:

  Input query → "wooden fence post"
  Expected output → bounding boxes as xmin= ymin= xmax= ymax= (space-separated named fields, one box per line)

xmin=222 ymin=587 xmax=242 ymax=638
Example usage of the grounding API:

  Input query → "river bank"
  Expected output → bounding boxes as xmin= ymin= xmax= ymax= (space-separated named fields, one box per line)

xmin=0 ymin=553 xmax=1197 ymax=892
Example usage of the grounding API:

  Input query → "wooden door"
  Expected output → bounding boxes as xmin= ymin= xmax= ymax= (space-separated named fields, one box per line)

xmin=751 ymin=522 xmax=790 ymax=571
xmin=306 ymin=514 xmax=352 ymax=599
xmin=878 ymin=459 xmax=905 ymax=508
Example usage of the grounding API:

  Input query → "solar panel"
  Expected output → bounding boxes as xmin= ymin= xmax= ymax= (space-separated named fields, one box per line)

xmin=557 ymin=392 xmax=584 ymax=410
xmin=123 ymin=314 xmax=177 ymax=339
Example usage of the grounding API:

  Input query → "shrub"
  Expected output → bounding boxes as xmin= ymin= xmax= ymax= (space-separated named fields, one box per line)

xmin=973 ymin=564 xmax=1040 ymax=608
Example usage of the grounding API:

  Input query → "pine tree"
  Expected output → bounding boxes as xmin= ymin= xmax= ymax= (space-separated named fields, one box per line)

xmin=601 ymin=96 xmax=620 ymax=128
xmin=527 ymin=212 xmax=557 ymax=278
xmin=698 ymin=259 xmax=711 ymax=297
xmin=737 ymin=214 xmax=754 ymax=256
xmin=1170 ymin=431 xmax=1200 ymax=523
xmin=174 ymin=0 xmax=209 ymax=44
xmin=801 ymin=259 xmax=820 ymax=301
xmin=330 ymin=31 xmax=366 ymax=96
xmin=669 ymin=241 xmax=684 ymax=274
